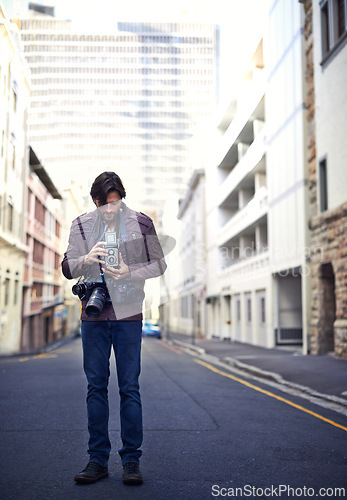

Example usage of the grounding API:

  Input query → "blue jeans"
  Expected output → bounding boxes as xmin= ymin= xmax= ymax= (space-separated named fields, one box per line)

xmin=81 ymin=320 xmax=143 ymax=466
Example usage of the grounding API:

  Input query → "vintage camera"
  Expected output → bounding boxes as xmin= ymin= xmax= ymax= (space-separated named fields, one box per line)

xmin=104 ymin=231 xmax=119 ymax=267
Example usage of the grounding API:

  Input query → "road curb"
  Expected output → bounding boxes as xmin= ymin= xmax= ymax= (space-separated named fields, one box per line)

xmin=0 ymin=333 xmax=78 ymax=360
xmin=170 ymin=338 xmax=206 ymax=356
xmin=44 ymin=332 xmax=79 ymax=353
xmin=169 ymin=339 xmax=347 ymax=410
xmin=221 ymin=355 xmax=347 ymax=409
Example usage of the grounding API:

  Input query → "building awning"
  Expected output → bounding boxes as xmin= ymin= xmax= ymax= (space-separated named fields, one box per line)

xmin=29 ymin=147 xmax=62 ymax=200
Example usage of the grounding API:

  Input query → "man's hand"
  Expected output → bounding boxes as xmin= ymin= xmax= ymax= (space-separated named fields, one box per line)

xmin=102 ymin=252 xmax=130 ymax=280
xmin=84 ymin=242 xmax=108 ymax=266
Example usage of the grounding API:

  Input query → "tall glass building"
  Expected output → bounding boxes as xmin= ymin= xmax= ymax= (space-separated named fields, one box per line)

xmin=18 ymin=10 xmax=219 ymax=218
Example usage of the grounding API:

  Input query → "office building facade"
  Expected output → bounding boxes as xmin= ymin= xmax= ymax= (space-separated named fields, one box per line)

xmin=17 ymin=10 xmax=218 ymax=219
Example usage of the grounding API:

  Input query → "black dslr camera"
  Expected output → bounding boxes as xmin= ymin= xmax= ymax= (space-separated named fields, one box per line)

xmin=72 ymin=275 xmax=144 ymax=318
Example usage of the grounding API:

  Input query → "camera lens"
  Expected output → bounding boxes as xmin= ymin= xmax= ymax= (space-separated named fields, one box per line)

xmin=108 ymin=256 xmax=115 ymax=264
xmin=86 ymin=287 xmax=107 ymax=317
xmin=72 ymin=284 xmax=81 ymax=295
xmin=72 ymin=283 xmax=86 ymax=298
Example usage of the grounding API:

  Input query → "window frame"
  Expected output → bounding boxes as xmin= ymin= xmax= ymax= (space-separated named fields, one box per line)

xmin=260 ymin=296 xmax=266 ymax=324
xmin=319 ymin=157 xmax=328 ymax=212
xmin=320 ymin=0 xmax=347 ymax=67
xmin=236 ymin=299 xmax=241 ymax=323
xmin=247 ymin=297 xmax=252 ymax=323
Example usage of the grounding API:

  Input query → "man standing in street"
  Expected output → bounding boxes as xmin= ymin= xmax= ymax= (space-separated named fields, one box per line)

xmin=62 ymin=172 xmax=166 ymax=485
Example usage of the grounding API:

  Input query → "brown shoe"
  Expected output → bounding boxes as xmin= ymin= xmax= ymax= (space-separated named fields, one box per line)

xmin=74 ymin=462 xmax=108 ymax=483
xmin=122 ymin=462 xmax=143 ymax=485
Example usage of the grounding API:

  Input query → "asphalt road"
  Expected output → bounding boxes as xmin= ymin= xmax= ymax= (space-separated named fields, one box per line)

xmin=0 ymin=336 xmax=346 ymax=500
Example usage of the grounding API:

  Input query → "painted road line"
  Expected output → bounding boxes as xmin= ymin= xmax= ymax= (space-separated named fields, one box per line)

xmin=156 ymin=340 xmax=183 ymax=354
xmin=19 ymin=353 xmax=58 ymax=362
xmin=33 ymin=354 xmax=57 ymax=359
xmin=194 ymin=358 xmax=347 ymax=433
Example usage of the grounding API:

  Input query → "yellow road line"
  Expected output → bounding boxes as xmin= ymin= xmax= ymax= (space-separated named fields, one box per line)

xmin=19 ymin=353 xmax=57 ymax=362
xmin=33 ymin=354 xmax=57 ymax=359
xmin=194 ymin=358 xmax=347 ymax=433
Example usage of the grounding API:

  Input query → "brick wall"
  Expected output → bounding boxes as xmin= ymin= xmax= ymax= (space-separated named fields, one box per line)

xmin=301 ymin=0 xmax=347 ymax=357
xmin=309 ymin=204 xmax=347 ymax=356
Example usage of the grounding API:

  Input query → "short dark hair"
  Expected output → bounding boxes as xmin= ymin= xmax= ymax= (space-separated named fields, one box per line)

xmin=90 ymin=171 xmax=126 ymax=205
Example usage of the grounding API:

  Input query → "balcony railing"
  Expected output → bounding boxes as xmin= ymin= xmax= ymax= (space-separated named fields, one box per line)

xmin=217 ymin=187 xmax=268 ymax=247
xmin=29 ymin=293 xmax=63 ymax=315
xmin=218 ymin=249 xmax=270 ymax=284
xmin=216 ymin=73 xmax=266 ymax=167
xmin=218 ymin=127 xmax=266 ymax=207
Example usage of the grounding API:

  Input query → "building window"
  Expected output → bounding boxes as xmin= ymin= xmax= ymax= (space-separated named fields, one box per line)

xmin=34 ymin=197 xmax=46 ymax=226
xmin=4 ymin=278 xmax=10 ymax=306
xmin=55 ymin=220 xmax=61 ymax=238
xmin=32 ymin=283 xmax=43 ymax=298
xmin=7 ymin=202 xmax=13 ymax=232
xmin=335 ymin=0 xmax=347 ymax=37
xmin=236 ymin=299 xmax=241 ymax=322
xmin=260 ymin=297 xmax=266 ymax=323
xmin=14 ymin=280 xmax=19 ymax=305
xmin=247 ymin=298 xmax=252 ymax=322
xmin=321 ymin=0 xmax=347 ymax=65
xmin=319 ymin=158 xmax=328 ymax=212
xmin=13 ymin=88 xmax=17 ymax=113
xmin=33 ymin=239 xmax=44 ymax=265
xmin=321 ymin=1 xmax=330 ymax=56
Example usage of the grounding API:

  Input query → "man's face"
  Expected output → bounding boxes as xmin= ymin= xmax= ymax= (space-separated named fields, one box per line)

xmin=94 ymin=191 xmax=122 ymax=224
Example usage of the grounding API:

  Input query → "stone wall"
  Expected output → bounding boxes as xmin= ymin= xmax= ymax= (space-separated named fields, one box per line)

xmin=301 ymin=0 xmax=317 ymax=219
xmin=309 ymin=204 xmax=347 ymax=357
xmin=300 ymin=0 xmax=347 ymax=357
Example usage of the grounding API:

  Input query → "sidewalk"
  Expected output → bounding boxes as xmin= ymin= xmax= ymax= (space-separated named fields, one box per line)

xmin=166 ymin=332 xmax=347 ymax=406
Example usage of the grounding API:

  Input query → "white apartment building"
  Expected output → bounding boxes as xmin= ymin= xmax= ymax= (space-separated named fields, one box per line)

xmin=16 ymin=7 xmax=218 ymax=221
xmin=168 ymin=169 xmax=206 ymax=337
xmin=205 ymin=36 xmax=270 ymax=346
xmin=205 ymin=1 xmax=309 ymax=349
xmin=0 ymin=2 xmax=30 ymax=354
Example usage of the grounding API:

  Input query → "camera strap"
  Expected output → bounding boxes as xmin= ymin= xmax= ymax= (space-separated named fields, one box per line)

xmin=77 ymin=216 xmax=87 ymax=248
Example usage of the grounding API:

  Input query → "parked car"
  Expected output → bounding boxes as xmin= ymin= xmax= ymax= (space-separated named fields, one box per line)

xmin=142 ymin=320 xmax=162 ymax=339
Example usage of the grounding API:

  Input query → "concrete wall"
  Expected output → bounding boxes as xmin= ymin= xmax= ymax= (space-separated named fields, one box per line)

xmin=312 ymin=3 xmax=347 ymax=210
xmin=266 ymin=0 xmax=308 ymax=274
